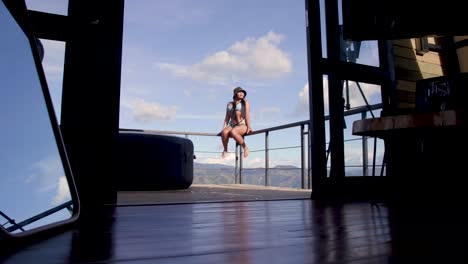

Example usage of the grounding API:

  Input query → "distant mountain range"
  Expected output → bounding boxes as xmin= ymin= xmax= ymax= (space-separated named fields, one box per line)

xmin=193 ymin=162 xmax=377 ymax=188
xmin=194 ymin=162 xmax=306 ymax=188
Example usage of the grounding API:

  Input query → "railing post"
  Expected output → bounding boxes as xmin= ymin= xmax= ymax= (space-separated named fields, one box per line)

xmin=372 ymin=137 xmax=378 ymax=176
xmin=239 ymin=142 xmax=243 ymax=184
xmin=308 ymin=124 xmax=312 ymax=189
xmin=265 ymin=131 xmax=269 ymax=187
xmin=361 ymin=111 xmax=368 ymax=176
xmin=235 ymin=143 xmax=239 ymax=184
xmin=300 ymin=124 xmax=306 ymax=189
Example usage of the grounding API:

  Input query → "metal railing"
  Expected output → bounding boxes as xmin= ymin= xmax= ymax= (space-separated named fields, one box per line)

xmin=1 ymin=200 xmax=73 ymax=233
xmin=120 ymin=103 xmax=384 ymax=190
xmin=236 ymin=120 xmax=311 ymax=188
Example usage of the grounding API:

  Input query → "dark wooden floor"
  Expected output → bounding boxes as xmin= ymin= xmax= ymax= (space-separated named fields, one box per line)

xmin=117 ymin=184 xmax=312 ymax=205
xmin=1 ymin=199 xmax=467 ymax=263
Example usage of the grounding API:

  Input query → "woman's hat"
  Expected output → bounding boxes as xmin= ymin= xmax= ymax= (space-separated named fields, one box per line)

xmin=233 ymin=86 xmax=247 ymax=99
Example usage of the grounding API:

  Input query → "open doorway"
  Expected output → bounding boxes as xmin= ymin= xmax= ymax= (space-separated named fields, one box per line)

xmin=118 ymin=0 xmax=312 ymax=204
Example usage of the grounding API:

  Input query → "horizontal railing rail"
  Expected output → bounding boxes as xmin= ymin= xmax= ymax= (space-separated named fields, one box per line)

xmin=119 ymin=103 xmax=384 ymax=190
xmin=1 ymin=200 xmax=73 ymax=232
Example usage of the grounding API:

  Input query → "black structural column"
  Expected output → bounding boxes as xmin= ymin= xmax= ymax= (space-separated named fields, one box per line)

xmin=325 ymin=0 xmax=345 ymax=181
xmin=305 ymin=0 xmax=328 ymax=198
xmin=61 ymin=0 xmax=124 ymax=215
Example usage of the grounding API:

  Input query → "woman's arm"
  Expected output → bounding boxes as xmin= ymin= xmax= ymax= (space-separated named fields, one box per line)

xmin=244 ymin=100 xmax=252 ymax=134
xmin=223 ymin=102 xmax=232 ymax=129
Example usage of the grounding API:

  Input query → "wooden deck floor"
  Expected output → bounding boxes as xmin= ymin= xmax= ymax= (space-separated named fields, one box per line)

xmin=3 ymin=198 xmax=467 ymax=263
xmin=117 ymin=184 xmax=312 ymax=205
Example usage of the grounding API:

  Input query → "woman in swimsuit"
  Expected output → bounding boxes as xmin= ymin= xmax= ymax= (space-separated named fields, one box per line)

xmin=221 ymin=86 xmax=252 ymax=158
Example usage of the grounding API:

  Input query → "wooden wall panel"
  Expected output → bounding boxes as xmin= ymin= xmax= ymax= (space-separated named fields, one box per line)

xmin=393 ymin=46 xmax=441 ymax=64
xmin=392 ymin=38 xmax=445 ymax=113
xmin=455 ymin=36 xmax=468 ymax=72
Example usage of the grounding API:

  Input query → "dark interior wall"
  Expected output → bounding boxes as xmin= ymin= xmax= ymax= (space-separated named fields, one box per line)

xmin=342 ymin=0 xmax=468 ymax=40
xmin=60 ymin=0 xmax=124 ymax=214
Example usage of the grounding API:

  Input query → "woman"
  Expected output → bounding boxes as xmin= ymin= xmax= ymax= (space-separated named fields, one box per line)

xmin=221 ymin=86 xmax=252 ymax=158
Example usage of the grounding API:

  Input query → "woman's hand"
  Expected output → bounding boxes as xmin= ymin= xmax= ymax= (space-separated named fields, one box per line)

xmin=246 ymin=126 xmax=253 ymax=134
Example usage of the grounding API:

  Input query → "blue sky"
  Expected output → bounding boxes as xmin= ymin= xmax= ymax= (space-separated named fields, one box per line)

xmin=24 ymin=0 xmax=384 ymax=168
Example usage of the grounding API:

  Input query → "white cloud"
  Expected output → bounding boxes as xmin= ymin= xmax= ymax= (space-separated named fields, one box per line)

xmin=27 ymin=155 xmax=64 ymax=193
xmin=244 ymin=157 xmax=266 ymax=168
xmin=295 ymin=77 xmax=380 ymax=116
xmin=198 ymin=152 xmax=236 ymax=166
xmin=157 ymin=31 xmax=292 ymax=85
xmin=297 ymin=83 xmax=308 ymax=113
xmin=244 ymin=31 xmax=292 ymax=79
xmin=201 ymin=51 xmax=248 ymax=70
xmin=39 ymin=40 xmax=65 ymax=82
xmin=130 ymin=98 xmax=178 ymax=123
xmin=296 ymin=77 xmax=330 ymax=115
xmin=52 ymin=176 xmax=71 ymax=205
xmin=345 ymin=145 xmax=363 ymax=165
xmin=196 ymin=154 xmax=299 ymax=169
xmin=345 ymin=82 xmax=381 ymax=108
xmin=196 ymin=154 xmax=266 ymax=168
xmin=25 ymin=155 xmax=71 ymax=205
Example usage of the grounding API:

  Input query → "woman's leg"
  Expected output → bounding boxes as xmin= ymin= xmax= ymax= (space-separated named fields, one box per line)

xmin=229 ymin=126 xmax=249 ymax=158
xmin=221 ymin=126 xmax=232 ymax=158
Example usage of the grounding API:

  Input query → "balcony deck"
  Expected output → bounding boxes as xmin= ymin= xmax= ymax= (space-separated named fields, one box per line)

xmin=117 ymin=184 xmax=312 ymax=205
xmin=4 ymin=197 xmax=466 ymax=263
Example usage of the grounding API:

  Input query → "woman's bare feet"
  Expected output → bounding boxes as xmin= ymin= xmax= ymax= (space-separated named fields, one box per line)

xmin=222 ymin=150 xmax=227 ymax=158
xmin=243 ymin=146 xmax=249 ymax=158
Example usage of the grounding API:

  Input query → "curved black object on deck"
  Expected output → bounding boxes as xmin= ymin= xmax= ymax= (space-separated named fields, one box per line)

xmin=116 ymin=132 xmax=194 ymax=191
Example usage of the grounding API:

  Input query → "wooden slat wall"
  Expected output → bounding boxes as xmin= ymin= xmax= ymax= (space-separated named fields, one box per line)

xmin=455 ymin=36 xmax=468 ymax=72
xmin=392 ymin=37 xmax=444 ymax=112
